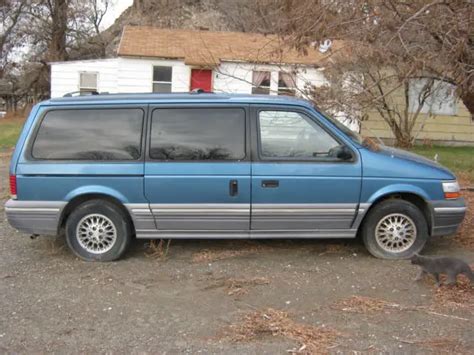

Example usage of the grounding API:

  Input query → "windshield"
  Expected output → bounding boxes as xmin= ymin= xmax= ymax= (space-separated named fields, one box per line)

xmin=312 ymin=106 xmax=363 ymax=145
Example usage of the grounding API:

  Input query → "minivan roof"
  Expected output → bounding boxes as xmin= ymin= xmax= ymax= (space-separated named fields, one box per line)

xmin=45 ymin=93 xmax=314 ymax=108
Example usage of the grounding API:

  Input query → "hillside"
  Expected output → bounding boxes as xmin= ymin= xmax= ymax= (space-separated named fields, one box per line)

xmin=98 ymin=0 xmax=249 ymax=58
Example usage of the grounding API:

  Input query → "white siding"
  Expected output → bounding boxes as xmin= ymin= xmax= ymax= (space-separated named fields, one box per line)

xmin=213 ymin=61 xmax=326 ymax=97
xmin=50 ymin=57 xmax=326 ymax=98
xmin=50 ymin=58 xmax=119 ymax=98
xmin=116 ymin=58 xmax=190 ymax=93
xmin=213 ymin=62 xmax=253 ymax=94
xmin=51 ymin=58 xmax=192 ymax=97
xmin=171 ymin=65 xmax=191 ymax=92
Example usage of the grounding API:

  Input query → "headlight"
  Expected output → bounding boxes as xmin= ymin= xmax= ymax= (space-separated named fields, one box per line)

xmin=442 ymin=181 xmax=461 ymax=199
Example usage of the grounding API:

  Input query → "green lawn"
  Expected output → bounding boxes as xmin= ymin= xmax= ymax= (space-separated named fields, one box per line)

xmin=410 ymin=145 xmax=474 ymax=182
xmin=0 ymin=119 xmax=24 ymax=150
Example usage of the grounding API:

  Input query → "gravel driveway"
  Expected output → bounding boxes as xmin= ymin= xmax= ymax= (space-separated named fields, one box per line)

xmin=1 ymin=155 xmax=473 ymax=353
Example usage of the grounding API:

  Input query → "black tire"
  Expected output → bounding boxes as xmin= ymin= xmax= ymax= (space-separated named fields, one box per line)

xmin=65 ymin=199 xmax=132 ymax=261
xmin=361 ymin=199 xmax=429 ymax=259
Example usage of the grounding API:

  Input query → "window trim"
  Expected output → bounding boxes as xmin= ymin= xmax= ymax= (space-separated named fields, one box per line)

xmin=147 ymin=105 xmax=250 ymax=163
xmin=253 ymin=106 xmax=356 ymax=163
xmin=26 ymin=106 xmax=146 ymax=163
xmin=152 ymin=66 xmax=173 ymax=93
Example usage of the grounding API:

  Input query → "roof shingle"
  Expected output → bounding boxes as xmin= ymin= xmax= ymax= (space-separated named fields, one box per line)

xmin=117 ymin=26 xmax=342 ymax=66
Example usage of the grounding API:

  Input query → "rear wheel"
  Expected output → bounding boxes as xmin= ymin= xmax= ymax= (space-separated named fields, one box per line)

xmin=65 ymin=199 xmax=132 ymax=261
xmin=361 ymin=199 xmax=429 ymax=259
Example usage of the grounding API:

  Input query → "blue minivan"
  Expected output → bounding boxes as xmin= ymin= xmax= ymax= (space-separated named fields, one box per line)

xmin=5 ymin=93 xmax=466 ymax=261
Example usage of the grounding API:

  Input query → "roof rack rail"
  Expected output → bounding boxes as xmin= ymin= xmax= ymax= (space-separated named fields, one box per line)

xmin=190 ymin=88 xmax=212 ymax=94
xmin=63 ymin=91 xmax=100 ymax=97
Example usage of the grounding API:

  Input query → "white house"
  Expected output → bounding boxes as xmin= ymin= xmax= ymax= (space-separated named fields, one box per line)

xmin=50 ymin=26 xmax=336 ymax=98
xmin=50 ymin=26 xmax=473 ymax=144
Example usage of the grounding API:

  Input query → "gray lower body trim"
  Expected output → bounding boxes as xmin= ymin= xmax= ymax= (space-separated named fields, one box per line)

xmin=149 ymin=203 xmax=250 ymax=230
xmin=351 ymin=203 xmax=371 ymax=229
xmin=4 ymin=199 xmax=66 ymax=235
xmin=135 ymin=229 xmax=358 ymax=239
xmin=431 ymin=199 xmax=467 ymax=237
xmin=252 ymin=203 xmax=359 ymax=230
xmin=132 ymin=202 xmax=361 ymax=238
xmin=124 ymin=203 xmax=156 ymax=234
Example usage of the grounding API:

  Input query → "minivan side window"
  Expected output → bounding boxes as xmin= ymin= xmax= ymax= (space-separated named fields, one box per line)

xmin=258 ymin=110 xmax=340 ymax=159
xmin=150 ymin=108 xmax=246 ymax=161
xmin=32 ymin=109 xmax=144 ymax=160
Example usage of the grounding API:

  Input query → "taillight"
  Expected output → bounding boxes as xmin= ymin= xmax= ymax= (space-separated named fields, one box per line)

xmin=9 ymin=175 xmax=17 ymax=199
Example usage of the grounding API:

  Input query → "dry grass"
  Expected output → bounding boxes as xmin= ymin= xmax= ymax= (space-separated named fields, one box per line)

xmin=223 ymin=308 xmax=340 ymax=354
xmin=431 ymin=272 xmax=474 ymax=311
xmin=145 ymin=239 xmax=172 ymax=259
xmin=457 ymin=172 xmax=472 ymax=189
xmin=417 ymin=337 xmax=466 ymax=353
xmin=454 ymin=190 xmax=474 ymax=250
xmin=46 ymin=237 xmax=67 ymax=256
xmin=331 ymin=296 xmax=402 ymax=313
xmin=204 ymin=276 xmax=270 ymax=296
xmin=191 ymin=241 xmax=271 ymax=263
xmin=395 ymin=336 xmax=466 ymax=353
xmin=318 ymin=243 xmax=349 ymax=255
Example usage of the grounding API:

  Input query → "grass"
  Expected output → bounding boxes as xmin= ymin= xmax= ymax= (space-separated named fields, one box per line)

xmin=0 ymin=115 xmax=25 ymax=150
xmin=410 ymin=145 xmax=474 ymax=182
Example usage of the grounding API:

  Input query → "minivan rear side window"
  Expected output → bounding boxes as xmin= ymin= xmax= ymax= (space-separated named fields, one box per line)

xmin=150 ymin=108 xmax=246 ymax=161
xmin=32 ymin=108 xmax=144 ymax=160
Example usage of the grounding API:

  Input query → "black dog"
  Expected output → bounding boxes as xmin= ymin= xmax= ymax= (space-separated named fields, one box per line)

xmin=411 ymin=254 xmax=473 ymax=287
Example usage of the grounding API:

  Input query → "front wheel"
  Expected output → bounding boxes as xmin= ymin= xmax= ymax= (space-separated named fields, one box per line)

xmin=65 ymin=199 xmax=132 ymax=261
xmin=361 ymin=199 xmax=429 ymax=259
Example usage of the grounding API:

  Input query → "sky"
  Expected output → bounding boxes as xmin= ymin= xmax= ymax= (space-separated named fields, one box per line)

xmin=100 ymin=0 xmax=134 ymax=30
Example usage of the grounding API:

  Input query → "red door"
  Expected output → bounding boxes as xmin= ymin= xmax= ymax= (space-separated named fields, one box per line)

xmin=190 ymin=69 xmax=212 ymax=92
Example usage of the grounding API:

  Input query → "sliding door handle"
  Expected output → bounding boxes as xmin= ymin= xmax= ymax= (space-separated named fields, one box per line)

xmin=262 ymin=180 xmax=279 ymax=188
xmin=229 ymin=180 xmax=238 ymax=196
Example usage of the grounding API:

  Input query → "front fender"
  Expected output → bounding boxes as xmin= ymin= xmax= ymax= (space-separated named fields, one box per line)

xmin=366 ymin=184 xmax=431 ymax=204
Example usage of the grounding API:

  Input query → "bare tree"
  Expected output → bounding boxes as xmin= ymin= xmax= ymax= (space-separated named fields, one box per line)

xmin=246 ymin=0 xmax=473 ymax=146
xmin=0 ymin=0 xmax=26 ymax=78
xmin=76 ymin=0 xmax=110 ymax=57
xmin=1 ymin=0 xmax=112 ymax=106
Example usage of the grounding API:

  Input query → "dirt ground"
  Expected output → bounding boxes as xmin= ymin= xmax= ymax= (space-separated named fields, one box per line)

xmin=1 ymin=154 xmax=473 ymax=354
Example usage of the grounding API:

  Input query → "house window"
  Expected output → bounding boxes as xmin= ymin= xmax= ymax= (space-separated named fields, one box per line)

xmin=252 ymin=71 xmax=271 ymax=94
xmin=79 ymin=72 xmax=98 ymax=93
xmin=409 ymin=79 xmax=457 ymax=116
xmin=153 ymin=66 xmax=172 ymax=93
xmin=278 ymin=72 xmax=296 ymax=96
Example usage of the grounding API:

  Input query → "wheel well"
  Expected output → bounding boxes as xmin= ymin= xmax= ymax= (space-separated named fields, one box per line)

xmin=360 ymin=192 xmax=432 ymax=235
xmin=58 ymin=194 xmax=135 ymax=234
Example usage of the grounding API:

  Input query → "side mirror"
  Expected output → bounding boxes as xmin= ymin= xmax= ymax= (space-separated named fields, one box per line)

xmin=336 ymin=146 xmax=353 ymax=161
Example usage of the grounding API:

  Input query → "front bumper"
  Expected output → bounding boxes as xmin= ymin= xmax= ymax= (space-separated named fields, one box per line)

xmin=4 ymin=199 xmax=66 ymax=235
xmin=431 ymin=198 xmax=467 ymax=237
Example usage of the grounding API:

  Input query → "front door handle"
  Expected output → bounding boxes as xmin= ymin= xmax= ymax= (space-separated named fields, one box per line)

xmin=262 ymin=180 xmax=279 ymax=188
xmin=229 ymin=180 xmax=238 ymax=196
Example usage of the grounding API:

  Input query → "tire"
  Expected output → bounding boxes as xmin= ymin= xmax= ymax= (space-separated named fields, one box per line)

xmin=65 ymin=199 xmax=132 ymax=261
xmin=361 ymin=199 xmax=429 ymax=259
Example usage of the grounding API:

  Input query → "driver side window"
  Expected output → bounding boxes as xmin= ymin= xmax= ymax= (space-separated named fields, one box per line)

xmin=258 ymin=110 xmax=340 ymax=159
